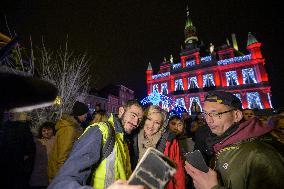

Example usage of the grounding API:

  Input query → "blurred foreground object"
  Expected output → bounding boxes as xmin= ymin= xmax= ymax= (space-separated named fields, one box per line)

xmin=0 ymin=72 xmax=58 ymax=112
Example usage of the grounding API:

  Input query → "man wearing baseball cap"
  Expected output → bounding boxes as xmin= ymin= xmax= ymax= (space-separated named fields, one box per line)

xmin=185 ymin=91 xmax=284 ymax=189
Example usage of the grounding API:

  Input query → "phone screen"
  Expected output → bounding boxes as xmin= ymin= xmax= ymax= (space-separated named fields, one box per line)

xmin=184 ymin=150 xmax=209 ymax=173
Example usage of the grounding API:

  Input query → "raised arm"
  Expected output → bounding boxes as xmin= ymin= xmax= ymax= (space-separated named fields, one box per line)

xmin=48 ymin=126 xmax=103 ymax=189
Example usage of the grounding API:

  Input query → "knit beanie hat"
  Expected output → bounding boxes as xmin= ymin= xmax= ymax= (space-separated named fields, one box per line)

xmin=72 ymin=101 xmax=89 ymax=116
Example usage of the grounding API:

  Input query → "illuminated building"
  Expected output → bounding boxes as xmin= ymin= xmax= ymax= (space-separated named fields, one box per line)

xmin=145 ymin=9 xmax=272 ymax=114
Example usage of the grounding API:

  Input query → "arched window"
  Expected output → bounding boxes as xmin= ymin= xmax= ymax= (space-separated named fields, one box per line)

xmin=188 ymin=76 xmax=199 ymax=89
xmin=161 ymin=82 xmax=168 ymax=95
xmin=233 ymin=93 xmax=243 ymax=109
xmin=174 ymin=79 xmax=184 ymax=91
xmin=226 ymin=71 xmax=239 ymax=86
xmin=267 ymin=93 xmax=273 ymax=108
xmin=203 ymin=74 xmax=215 ymax=87
xmin=242 ymin=68 xmax=257 ymax=84
xmin=162 ymin=99 xmax=170 ymax=111
xmin=152 ymin=84 xmax=158 ymax=93
xmin=189 ymin=97 xmax=202 ymax=115
xmin=247 ymin=92 xmax=263 ymax=109
xmin=175 ymin=98 xmax=186 ymax=110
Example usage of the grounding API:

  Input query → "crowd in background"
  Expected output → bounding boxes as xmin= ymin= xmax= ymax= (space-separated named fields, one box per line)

xmin=1 ymin=96 xmax=284 ymax=189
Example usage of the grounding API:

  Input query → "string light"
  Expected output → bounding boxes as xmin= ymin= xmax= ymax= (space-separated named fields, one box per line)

xmin=152 ymin=72 xmax=170 ymax=80
xmin=217 ymin=54 xmax=251 ymax=65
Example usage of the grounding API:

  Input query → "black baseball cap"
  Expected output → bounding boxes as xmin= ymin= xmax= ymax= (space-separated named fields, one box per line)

xmin=205 ymin=91 xmax=242 ymax=110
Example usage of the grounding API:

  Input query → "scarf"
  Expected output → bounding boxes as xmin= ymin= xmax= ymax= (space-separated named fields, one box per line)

xmin=137 ymin=129 xmax=162 ymax=161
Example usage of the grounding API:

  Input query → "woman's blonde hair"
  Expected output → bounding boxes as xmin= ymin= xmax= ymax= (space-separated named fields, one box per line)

xmin=141 ymin=105 xmax=168 ymax=130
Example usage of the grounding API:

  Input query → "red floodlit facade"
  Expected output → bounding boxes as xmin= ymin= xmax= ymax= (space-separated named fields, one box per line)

xmin=145 ymin=10 xmax=272 ymax=114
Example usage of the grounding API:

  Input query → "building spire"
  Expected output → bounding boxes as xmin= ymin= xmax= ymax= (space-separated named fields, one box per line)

xmin=247 ymin=32 xmax=258 ymax=46
xmin=185 ymin=6 xmax=193 ymax=29
xmin=184 ymin=5 xmax=198 ymax=46
xmin=147 ymin=62 xmax=152 ymax=70
xmin=186 ymin=5 xmax=190 ymax=17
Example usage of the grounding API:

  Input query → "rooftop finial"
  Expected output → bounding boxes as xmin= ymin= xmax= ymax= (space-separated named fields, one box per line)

xmin=147 ymin=62 xmax=152 ymax=70
xmin=186 ymin=5 xmax=190 ymax=17
xmin=170 ymin=54 xmax=173 ymax=63
xmin=247 ymin=32 xmax=258 ymax=46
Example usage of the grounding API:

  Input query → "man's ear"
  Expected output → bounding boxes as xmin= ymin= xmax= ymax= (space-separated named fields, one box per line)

xmin=234 ymin=110 xmax=243 ymax=122
xmin=118 ymin=107 xmax=125 ymax=118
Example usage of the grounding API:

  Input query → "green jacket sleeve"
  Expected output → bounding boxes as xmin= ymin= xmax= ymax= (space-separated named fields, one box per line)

xmin=248 ymin=150 xmax=284 ymax=189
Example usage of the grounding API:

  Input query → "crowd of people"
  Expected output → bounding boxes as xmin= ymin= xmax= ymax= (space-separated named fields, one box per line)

xmin=1 ymin=80 xmax=284 ymax=189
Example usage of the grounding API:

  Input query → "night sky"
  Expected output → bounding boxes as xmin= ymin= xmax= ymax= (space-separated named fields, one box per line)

xmin=1 ymin=0 xmax=284 ymax=108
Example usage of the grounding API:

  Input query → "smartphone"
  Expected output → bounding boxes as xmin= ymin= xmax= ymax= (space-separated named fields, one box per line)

xmin=184 ymin=150 xmax=209 ymax=173
xmin=128 ymin=147 xmax=176 ymax=189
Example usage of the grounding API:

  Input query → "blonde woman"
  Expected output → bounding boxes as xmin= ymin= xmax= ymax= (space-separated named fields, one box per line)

xmin=130 ymin=105 xmax=185 ymax=189
xmin=91 ymin=110 xmax=108 ymax=124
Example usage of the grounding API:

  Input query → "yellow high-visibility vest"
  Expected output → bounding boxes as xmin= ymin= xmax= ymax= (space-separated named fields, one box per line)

xmin=84 ymin=114 xmax=132 ymax=189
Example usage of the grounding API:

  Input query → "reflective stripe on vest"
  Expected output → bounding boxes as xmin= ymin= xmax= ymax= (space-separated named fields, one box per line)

xmin=84 ymin=115 xmax=132 ymax=189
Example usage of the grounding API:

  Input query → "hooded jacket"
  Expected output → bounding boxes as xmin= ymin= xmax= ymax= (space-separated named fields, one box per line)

xmin=48 ymin=114 xmax=83 ymax=180
xmin=210 ymin=118 xmax=284 ymax=189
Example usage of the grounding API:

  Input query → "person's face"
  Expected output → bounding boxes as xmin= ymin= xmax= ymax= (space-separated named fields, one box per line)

xmin=144 ymin=112 xmax=163 ymax=138
xmin=168 ymin=118 xmax=184 ymax=135
xmin=258 ymin=115 xmax=268 ymax=124
xmin=119 ymin=105 xmax=143 ymax=134
xmin=78 ymin=113 xmax=88 ymax=122
xmin=203 ymin=101 xmax=242 ymax=136
xmin=42 ymin=127 xmax=54 ymax=139
xmin=243 ymin=110 xmax=255 ymax=121
xmin=182 ymin=112 xmax=189 ymax=120
xmin=95 ymin=106 xmax=100 ymax=111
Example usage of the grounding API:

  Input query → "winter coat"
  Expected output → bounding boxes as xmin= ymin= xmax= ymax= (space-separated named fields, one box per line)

xmin=130 ymin=129 xmax=186 ymax=189
xmin=0 ymin=120 xmax=35 ymax=189
xmin=30 ymin=137 xmax=55 ymax=187
xmin=211 ymin=118 xmax=284 ymax=189
xmin=48 ymin=114 xmax=83 ymax=180
xmin=47 ymin=114 xmax=132 ymax=189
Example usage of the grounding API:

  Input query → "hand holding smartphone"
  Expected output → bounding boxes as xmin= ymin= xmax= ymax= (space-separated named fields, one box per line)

xmin=184 ymin=150 xmax=209 ymax=173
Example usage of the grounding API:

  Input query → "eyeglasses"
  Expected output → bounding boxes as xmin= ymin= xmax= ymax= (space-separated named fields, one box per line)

xmin=201 ymin=109 xmax=236 ymax=119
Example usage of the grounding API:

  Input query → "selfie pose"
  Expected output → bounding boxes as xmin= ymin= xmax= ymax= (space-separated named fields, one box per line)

xmin=130 ymin=105 xmax=185 ymax=189
xmin=185 ymin=91 xmax=284 ymax=189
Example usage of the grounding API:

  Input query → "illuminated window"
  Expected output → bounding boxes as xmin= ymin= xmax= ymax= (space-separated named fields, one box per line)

xmin=247 ymin=92 xmax=263 ymax=109
xmin=186 ymin=59 xmax=196 ymax=67
xmin=161 ymin=82 xmax=168 ymax=95
xmin=203 ymin=74 xmax=215 ymax=87
xmin=175 ymin=98 xmax=186 ymax=109
xmin=233 ymin=93 xmax=241 ymax=101
xmin=172 ymin=63 xmax=182 ymax=70
xmin=226 ymin=71 xmax=239 ymax=86
xmin=188 ymin=76 xmax=199 ymax=89
xmin=189 ymin=97 xmax=202 ymax=115
xmin=233 ymin=93 xmax=243 ymax=109
xmin=267 ymin=93 xmax=273 ymax=108
xmin=162 ymin=99 xmax=170 ymax=111
xmin=175 ymin=79 xmax=184 ymax=91
xmin=152 ymin=84 xmax=158 ymax=93
xmin=242 ymin=68 xmax=257 ymax=84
